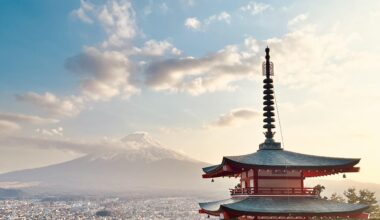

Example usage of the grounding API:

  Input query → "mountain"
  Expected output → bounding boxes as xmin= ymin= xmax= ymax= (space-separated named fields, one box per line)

xmin=0 ymin=188 xmax=25 ymax=199
xmin=0 ymin=133 xmax=231 ymax=196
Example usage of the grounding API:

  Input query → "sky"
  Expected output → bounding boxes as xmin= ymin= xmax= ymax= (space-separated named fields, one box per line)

xmin=0 ymin=0 xmax=380 ymax=183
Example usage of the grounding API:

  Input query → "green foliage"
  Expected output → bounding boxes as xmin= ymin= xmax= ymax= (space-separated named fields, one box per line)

xmin=330 ymin=192 xmax=346 ymax=203
xmin=344 ymin=187 xmax=359 ymax=204
xmin=342 ymin=187 xmax=380 ymax=219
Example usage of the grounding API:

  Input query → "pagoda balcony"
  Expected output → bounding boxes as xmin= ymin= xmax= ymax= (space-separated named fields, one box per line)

xmin=229 ymin=187 xmax=318 ymax=196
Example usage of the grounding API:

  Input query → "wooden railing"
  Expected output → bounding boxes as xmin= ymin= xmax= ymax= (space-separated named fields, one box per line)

xmin=229 ymin=187 xmax=318 ymax=196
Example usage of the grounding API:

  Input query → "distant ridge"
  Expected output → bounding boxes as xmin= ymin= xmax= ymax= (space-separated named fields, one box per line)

xmin=0 ymin=133 xmax=231 ymax=195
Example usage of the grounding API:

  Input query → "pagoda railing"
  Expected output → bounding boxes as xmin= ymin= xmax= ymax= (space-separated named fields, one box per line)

xmin=230 ymin=187 xmax=318 ymax=196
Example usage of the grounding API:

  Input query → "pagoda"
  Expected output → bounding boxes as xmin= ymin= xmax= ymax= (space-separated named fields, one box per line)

xmin=199 ymin=47 xmax=369 ymax=220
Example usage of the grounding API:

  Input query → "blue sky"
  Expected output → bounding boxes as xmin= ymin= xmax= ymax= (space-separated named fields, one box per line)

xmin=1 ymin=0 xmax=380 ymax=183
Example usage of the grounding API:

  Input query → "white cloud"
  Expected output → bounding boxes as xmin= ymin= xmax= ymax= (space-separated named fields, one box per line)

xmin=36 ymin=127 xmax=64 ymax=137
xmin=0 ymin=112 xmax=59 ymax=124
xmin=185 ymin=11 xmax=231 ymax=31
xmin=72 ymin=0 xmax=137 ymax=49
xmin=23 ymin=0 xmax=140 ymax=117
xmin=240 ymin=2 xmax=270 ymax=15
xmin=144 ymin=37 xmax=261 ymax=95
xmin=144 ymin=24 xmax=364 ymax=95
xmin=16 ymin=92 xmax=84 ymax=117
xmin=207 ymin=108 xmax=260 ymax=128
xmin=0 ymin=112 xmax=59 ymax=135
xmin=65 ymin=46 xmax=139 ymax=101
xmin=0 ymin=132 xmax=164 ymax=155
xmin=288 ymin=13 xmax=308 ymax=27
xmin=65 ymin=0 xmax=178 ymax=102
xmin=205 ymin=11 xmax=231 ymax=25
xmin=133 ymin=40 xmax=181 ymax=56
xmin=71 ymin=0 xmax=94 ymax=24
xmin=0 ymin=120 xmax=21 ymax=134
xmin=184 ymin=17 xmax=201 ymax=30
xmin=98 ymin=0 xmax=137 ymax=49
xmin=266 ymin=26 xmax=356 ymax=88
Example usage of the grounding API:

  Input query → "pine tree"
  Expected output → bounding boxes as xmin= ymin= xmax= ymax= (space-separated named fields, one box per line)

xmin=330 ymin=192 xmax=345 ymax=203
xmin=343 ymin=187 xmax=380 ymax=219
xmin=344 ymin=187 xmax=359 ymax=204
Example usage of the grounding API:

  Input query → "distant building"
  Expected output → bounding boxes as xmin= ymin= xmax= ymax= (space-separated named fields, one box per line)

xmin=199 ymin=47 xmax=369 ymax=220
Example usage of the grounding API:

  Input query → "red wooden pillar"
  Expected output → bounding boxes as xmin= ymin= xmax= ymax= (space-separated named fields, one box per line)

xmin=300 ymin=170 xmax=304 ymax=192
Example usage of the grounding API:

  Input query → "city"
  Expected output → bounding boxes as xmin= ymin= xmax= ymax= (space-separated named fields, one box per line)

xmin=0 ymin=197 xmax=213 ymax=219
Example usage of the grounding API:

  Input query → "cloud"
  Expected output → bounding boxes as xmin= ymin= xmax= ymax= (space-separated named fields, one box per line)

xmin=0 ymin=136 xmax=98 ymax=154
xmin=0 ymin=120 xmax=21 ymax=134
xmin=72 ymin=0 xmax=137 ymax=49
xmin=184 ymin=17 xmax=201 ymax=30
xmin=207 ymin=108 xmax=260 ymax=128
xmin=99 ymin=0 xmax=137 ymax=48
xmin=36 ymin=127 xmax=64 ymax=137
xmin=185 ymin=12 xmax=231 ymax=31
xmin=144 ymin=23 xmax=362 ymax=95
xmin=133 ymin=40 xmax=181 ymax=56
xmin=65 ymin=0 xmax=178 ymax=102
xmin=65 ymin=46 xmax=139 ymax=101
xmin=144 ymin=37 xmax=261 ymax=95
xmin=266 ymin=26 xmax=356 ymax=88
xmin=16 ymin=92 xmax=84 ymax=117
xmin=0 ymin=132 xmax=161 ymax=155
xmin=240 ymin=2 xmax=270 ymax=15
xmin=205 ymin=11 xmax=231 ymax=25
xmin=288 ymin=13 xmax=308 ymax=27
xmin=0 ymin=112 xmax=59 ymax=135
xmin=0 ymin=112 xmax=59 ymax=124
xmin=71 ymin=0 xmax=94 ymax=24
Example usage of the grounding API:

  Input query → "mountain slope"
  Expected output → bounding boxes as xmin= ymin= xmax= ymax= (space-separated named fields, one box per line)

xmin=0 ymin=133 xmax=230 ymax=194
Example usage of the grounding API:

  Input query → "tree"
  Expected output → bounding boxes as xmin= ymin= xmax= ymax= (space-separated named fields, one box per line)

xmin=330 ymin=192 xmax=346 ymax=203
xmin=344 ymin=187 xmax=359 ymax=204
xmin=343 ymin=187 xmax=380 ymax=219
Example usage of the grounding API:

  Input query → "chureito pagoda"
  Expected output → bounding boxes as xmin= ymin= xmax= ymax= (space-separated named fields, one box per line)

xmin=198 ymin=47 xmax=369 ymax=220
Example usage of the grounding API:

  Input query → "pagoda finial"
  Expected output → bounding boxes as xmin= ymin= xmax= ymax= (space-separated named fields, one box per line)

xmin=263 ymin=47 xmax=275 ymax=140
xmin=260 ymin=48 xmax=281 ymax=150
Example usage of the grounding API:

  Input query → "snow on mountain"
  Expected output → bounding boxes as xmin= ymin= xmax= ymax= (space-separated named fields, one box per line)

xmin=88 ymin=132 xmax=194 ymax=162
xmin=0 ymin=132 xmax=231 ymax=195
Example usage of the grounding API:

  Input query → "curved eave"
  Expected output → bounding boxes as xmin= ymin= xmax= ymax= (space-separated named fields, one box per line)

xmin=199 ymin=197 xmax=369 ymax=218
xmin=202 ymin=149 xmax=360 ymax=178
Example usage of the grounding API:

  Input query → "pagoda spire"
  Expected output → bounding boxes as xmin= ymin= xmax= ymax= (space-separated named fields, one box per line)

xmin=260 ymin=47 xmax=281 ymax=150
xmin=263 ymin=47 xmax=275 ymax=140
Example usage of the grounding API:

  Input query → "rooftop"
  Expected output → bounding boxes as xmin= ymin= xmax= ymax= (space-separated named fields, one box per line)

xmin=199 ymin=196 xmax=368 ymax=217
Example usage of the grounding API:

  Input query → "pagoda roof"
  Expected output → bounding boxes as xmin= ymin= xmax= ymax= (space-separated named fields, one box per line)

xmin=203 ymin=148 xmax=360 ymax=178
xmin=199 ymin=196 xmax=368 ymax=217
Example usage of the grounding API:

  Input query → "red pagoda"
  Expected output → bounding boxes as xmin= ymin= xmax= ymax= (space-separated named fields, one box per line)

xmin=199 ymin=47 xmax=369 ymax=220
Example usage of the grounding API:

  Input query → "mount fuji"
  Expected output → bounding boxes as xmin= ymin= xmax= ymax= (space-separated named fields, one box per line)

xmin=0 ymin=133 xmax=229 ymax=195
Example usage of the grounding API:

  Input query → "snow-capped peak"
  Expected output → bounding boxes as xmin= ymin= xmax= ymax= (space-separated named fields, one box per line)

xmin=88 ymin=132 xmax=193 ymax=162
xmin=120 ymin=132 xmax=164 ymax=149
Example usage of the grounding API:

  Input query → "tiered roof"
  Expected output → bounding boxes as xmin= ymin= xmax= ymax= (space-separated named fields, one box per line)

xmin=200 ymin=197 xmax=368 ymax=217
xmin=203 ymin=147 xmax=360 ymax=178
